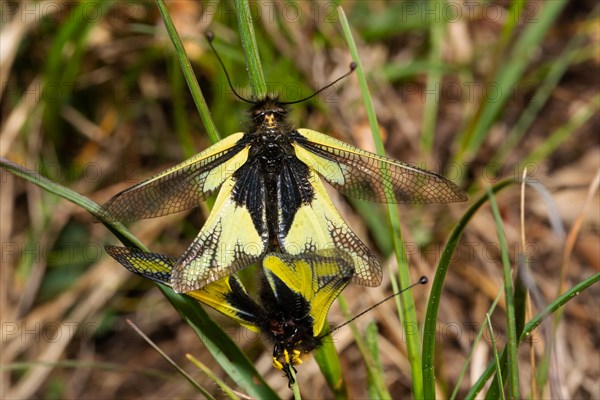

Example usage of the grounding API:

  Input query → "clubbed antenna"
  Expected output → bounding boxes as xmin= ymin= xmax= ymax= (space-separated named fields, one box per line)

xmin=280 ymin=62 xmax=356 ymax=105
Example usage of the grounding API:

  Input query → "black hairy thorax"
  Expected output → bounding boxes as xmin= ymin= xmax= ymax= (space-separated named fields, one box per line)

xmin=232 ymin=96 xmax=316 ymax=251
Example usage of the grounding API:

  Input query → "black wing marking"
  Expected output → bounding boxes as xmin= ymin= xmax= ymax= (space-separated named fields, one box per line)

xmin=105 ymin=245 xmax=174 ymax=285
xmin=105 ymin=245 xmax=263 ymax=331
xmin=293 ymin=129 xmax=467 ymax=204
xmin=171 ymin=168 xmax=269 ymax=293
xmin=262 ymin=249 xmax=355 ymax=335
xmin=100 ymin=132 xmax=248 ymax=222
xmin=277 ymin=169 xmax=381 ymax=287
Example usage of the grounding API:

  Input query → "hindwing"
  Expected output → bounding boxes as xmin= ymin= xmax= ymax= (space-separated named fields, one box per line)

xmin=105 ymin=245 xmax=173 ymax=285
xmin=188 ymin=274 xmax=263 ymax=332
xmin=262 ymin=250 xmax=354 ymax=336
xmin=277 ymin=169 xmax=381 ymax=287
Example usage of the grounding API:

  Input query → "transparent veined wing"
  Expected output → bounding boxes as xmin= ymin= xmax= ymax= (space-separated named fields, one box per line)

xmin=100 ymin=132 xmax=249 ymax=222
xmin=293 ymin=128 xmax=467 ymax=204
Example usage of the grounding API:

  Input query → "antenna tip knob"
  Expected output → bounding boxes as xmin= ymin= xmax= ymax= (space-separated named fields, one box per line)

xmin=349 ymin=62 xmax=357 ymax=71
xmin=205 ymin=30 xmax=215 ymax=42
xmin=418 ymin=276 xmax=429 ymax=285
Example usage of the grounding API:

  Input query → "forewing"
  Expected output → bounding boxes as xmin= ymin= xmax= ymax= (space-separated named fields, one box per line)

xmin=105 ymin=245 xmax=261 ymax=331
xmin=293 ymin=129 xmax=467 ymax=204
xmin=100 ymin=132 xmax=248 ymax=222
xmin=172 ymin=175 xmax=268 ymax=293
xmin=263 ymin=250 xmax=354 ymax=336
xmin=278 ymin=170 xmax=382 ymax=287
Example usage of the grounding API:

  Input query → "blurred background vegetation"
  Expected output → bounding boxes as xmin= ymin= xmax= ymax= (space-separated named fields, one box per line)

xmin=1 ymin=1 xmax=598 ymax=398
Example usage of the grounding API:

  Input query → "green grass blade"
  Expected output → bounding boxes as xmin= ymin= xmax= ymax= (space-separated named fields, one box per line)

xmin=422 ymin=179 xmax=515 ymax=398
xmin=456 ymin=0 xmax=568 ymax=163
xmin=155 ymin=0 xmax=221 ymax=144
xmin=338 ymin=6 xmax=423 ymax=398
xmin=420 ymin=7 xmax=444 ymax=153
xmin=168 ymin=57 xmax=197 ymax=158
xmin=467 ymin=272 xmax=600 ymax=399
xmin=486 ymin=314 xmax=506 ymax=400
xmin=484 ymin=257 xmax=530 ymax=400
xmin=466 ymin=349 xmax=507 ymax=400
xmin=126 ymin=320 xmax=213 ymax=398
xmin=291 ymin=374 xmax=301 ymax=400
xmin=450 ymin=289 xmax=503 ymax=400
xmin=0 ymin=158 xmax=143 ymax=250
xmin=520 ymin=273 xmax=600 ymax=341
xmin=486 ymin=186 xmax=519 ymax=399
xmin=313 ymin=327 xmax=348 ymax=399
xmin=158 ymin=286 xmax=279 ymax=398
xmin=337 ymin=296 xmax=390 ymax=399
xmin=497 ymin=0 xmax=526 ymax=53
xmin=474 ymin=212 xmax=527 ymax=399
xmin=186 ymin=354 xmax=240 ymax=400
xmin=365 ymin=321 xmax=390 ymax=399
xmin=513 ymin=261 xmax=530 ymax=346
xmin=234 ymin=0 xmax=267 ymax=97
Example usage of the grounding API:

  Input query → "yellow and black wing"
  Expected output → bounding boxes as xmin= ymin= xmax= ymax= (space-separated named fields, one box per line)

xmin=278 ymin=169 xmax=381 ymax=287
xmin=187 ymin=274 xmax=262 ymax=333
xmin=105 ymin=245 xmax=261 ymax=332
xmin=100 ymin=132 xmax=249 ymax=222
xmin=105 ymin=245 xmax=173 ymax=285
xmin=262 ymin=250 xmax=354 ymax=336
xmin=171 ymin=174 xmax=268 ymax=293
xmin=293 ymin=128 xmax=467 ymax=204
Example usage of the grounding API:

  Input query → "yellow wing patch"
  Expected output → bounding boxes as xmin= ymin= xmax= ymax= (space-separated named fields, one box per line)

xmin=105 ymin=245 xmax=261 ymax=332
xmin=202 ymin=144 xmax=250 ymax=193
xmin=187 ymin=276 xmax=261 ymax=332
xmin=105 ymin=245 xmax=173 ymax=285
xmin=278 ymin=170 xmax=381 ymax=287
xmin=263 ymin=250 xmax=354 ymax=336
xmin=293 ymin=143 xmax=347 ymax=186
xmin=172 ymin=176 xmax=268 ymax=293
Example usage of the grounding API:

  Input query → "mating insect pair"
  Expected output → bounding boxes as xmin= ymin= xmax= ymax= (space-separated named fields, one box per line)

xmin=101 ymin=32 xmax=465 ymax=386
